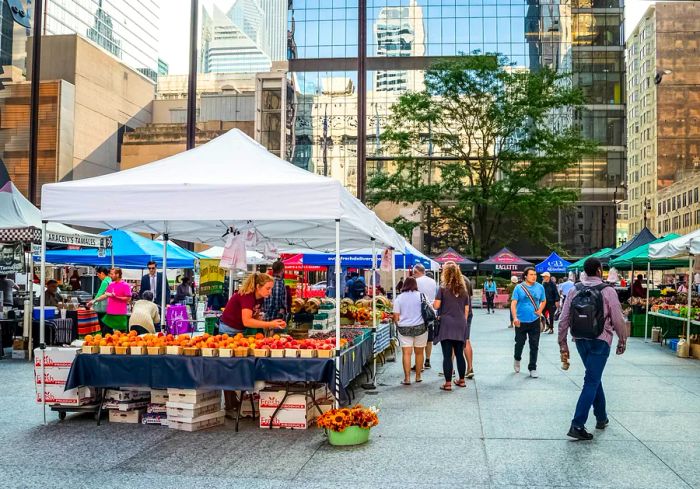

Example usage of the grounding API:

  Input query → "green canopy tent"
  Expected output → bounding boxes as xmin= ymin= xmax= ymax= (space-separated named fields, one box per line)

xmin=567 ymin=248 xmax=612 ymax=272
xmin=609 ymin=233 xmax=684 ymax=341
xmin=609 ymin=234 xmax=683 ymax=271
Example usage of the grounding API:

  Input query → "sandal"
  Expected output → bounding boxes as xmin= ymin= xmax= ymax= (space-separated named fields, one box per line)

xmin=454 ymin=379 xmax=467 ymax=388
xmin=401 ymin=380 xmax=411 ymax=385
xmin=439 ymin=383 xmax=452 ymax=391
xmin=415 ymin=378 xmax=423 ymax=383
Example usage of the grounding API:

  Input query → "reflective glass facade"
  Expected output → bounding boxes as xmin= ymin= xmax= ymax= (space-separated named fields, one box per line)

xmin=43 ymin=0 xmax=159 ymax=74
xmin=288 ymin=0 xmax=625 ymax=256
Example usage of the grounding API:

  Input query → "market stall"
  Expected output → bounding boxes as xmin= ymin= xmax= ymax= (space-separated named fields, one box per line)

xmin=479 ymin=248 xmax=533 ymax=308
xmin=567 ymin=248 xmax=612 ymax=273
xmin=433 ymin=247 xmax=478 ymax=271
xmin=610 ymin=234 xmax=685 ymax=339
xmin=38 ymin=129 xmax=404 ymax=424
xmin=648 ymin=229 xmax=700 ymax=356
xmin=0 ymin=163 xmax=109 ymax=358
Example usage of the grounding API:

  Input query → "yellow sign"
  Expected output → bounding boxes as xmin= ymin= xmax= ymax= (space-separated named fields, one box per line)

xmin=200 ymin=259 xmax=225 ymax=295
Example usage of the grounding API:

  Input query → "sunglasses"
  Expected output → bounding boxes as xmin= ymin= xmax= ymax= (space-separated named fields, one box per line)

xmin=148 ymin=267 xmax=156 ymax=270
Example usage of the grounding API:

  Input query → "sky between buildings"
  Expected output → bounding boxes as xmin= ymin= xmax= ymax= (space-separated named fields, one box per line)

xmin=159 ymin=0 xmax=654 ymax=76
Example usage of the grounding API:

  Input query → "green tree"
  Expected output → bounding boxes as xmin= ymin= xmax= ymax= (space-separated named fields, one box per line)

xmin=367 ymin=54 xmax=598 ymax=259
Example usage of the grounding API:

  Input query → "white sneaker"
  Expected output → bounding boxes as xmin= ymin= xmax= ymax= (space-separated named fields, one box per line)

xmin=529 ymin=369 xmax=539 ymax=378
xmin=514 ymin=360 xmax=521 ymax=373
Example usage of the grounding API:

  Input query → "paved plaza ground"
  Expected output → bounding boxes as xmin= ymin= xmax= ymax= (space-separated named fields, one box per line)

xmin=2 ymin=309 xmax=700 ymax=488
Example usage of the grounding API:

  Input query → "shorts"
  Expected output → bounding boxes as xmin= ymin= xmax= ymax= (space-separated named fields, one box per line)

xmin=398 ymin=330 xmax=429 ymax=348
xmin=427 ymin=324 xmax=435 ymax=342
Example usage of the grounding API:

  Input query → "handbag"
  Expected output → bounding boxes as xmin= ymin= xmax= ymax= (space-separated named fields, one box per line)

xmin=420 ymin=293 xmax=437 ymax=324
xmin=518 ymin=284 xmax=545 ymax=329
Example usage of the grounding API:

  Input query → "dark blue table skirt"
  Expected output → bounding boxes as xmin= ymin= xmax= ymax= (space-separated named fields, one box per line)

xmin=65 ymin=354 xmax=257 ymax=392
xmin=65 ymin=336 xmax=372 ymax=394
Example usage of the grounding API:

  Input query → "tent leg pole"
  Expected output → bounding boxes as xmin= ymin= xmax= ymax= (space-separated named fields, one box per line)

xmin=391 ymin=248 xmax=396 ymax=301
xmin=334 ymin=219 xmax=341 ymax=408
xmin=162 ymin=230 xmax=168 ymax=334
xmin=644 ymin=262 xmax=650 ymax=343
xmin=688 ymin=255 xmax=694 ymax=351
xmin=365 ymin=238 xmax=377 ymax=389
xmin=403 ymin=254 xmax=407 ymax=279
xmin=40 ymin=221 xmax=47 ymax=425
xmin=26 ymin=247 xmax=33 ymax=360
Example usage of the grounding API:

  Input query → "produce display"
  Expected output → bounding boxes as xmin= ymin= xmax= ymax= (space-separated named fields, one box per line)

xmin=629 ymin=294 xmax=700 ymax=320
xmin=82 ymin=331 xmax=348 ymax=357
xmin=310 ymin=329 xmax=367 ymax=345
xmin=340 ymin=297 xmax=392 ymax=323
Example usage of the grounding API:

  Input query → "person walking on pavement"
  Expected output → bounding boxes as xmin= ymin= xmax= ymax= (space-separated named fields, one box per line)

xmin=506 ymin=276 xmax=519 ymax=328
xmin=558 ymin=257 xmax=628 ymax=440
xmin=413 ymin=264 xmax=437 ymax=371
xmin=542 ymin=272 xmax=560 ymax=334
xmin=393 ymin=277 xmax=427 ymax=385
xmin=511 ymin=267 xmax=545 ymax=377
xmin=433 ymin=263 xmax=472 ymax=389
xmin=483 ymin=276 xmax=497 ymax=314
xmin=558 ymin=274 xmax=576 ymax=303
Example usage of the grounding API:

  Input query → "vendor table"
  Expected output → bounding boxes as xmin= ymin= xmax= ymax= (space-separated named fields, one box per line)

xmin=61 ymin=339 xmax=373 ymax=428
xmin=373 ymin=322 xmax=391 ymax=356
xmin=647 ymin=311 xmax=700 ymax=340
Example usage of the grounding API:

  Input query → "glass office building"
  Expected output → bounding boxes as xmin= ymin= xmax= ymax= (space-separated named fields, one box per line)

xmin=287 ymin=0 xmax=625 ymax=256
xmin=42 ymin=0 xmax=159 ymax=76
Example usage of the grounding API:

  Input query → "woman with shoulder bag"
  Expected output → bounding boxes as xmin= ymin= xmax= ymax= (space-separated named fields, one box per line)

xmin=392 ymin=277 xmax=428 ymax=385
xmin=433 ymin=263 xmax=471 ymax=391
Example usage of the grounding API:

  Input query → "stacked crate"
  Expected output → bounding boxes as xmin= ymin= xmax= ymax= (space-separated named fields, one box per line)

xmin=166 ymin=389 xmax=225 ymax=432
xmin=104 ymin=389 xmax=150 ymax=424
xmin=143 ymin=389 xmax=169 ymax=426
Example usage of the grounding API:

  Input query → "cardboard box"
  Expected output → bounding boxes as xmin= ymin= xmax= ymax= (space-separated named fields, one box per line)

xmin=36 ymin=385 xmax=94 ymax=406
xmin=12 ymin=350 xmax=27 ymax=360
xmin=34 ymin=366 xmax=71 ymax=385
xmin=33 ymin=347 xmax=79 ymax=368
xmin=142 ymin=413 xmax=168 ymax=426
xmin=150 ymin=389 xmax=169 ymax=404
xmin=259 ymin=387 xmax=328 ymax=410
xmin=104 ymin=389 xmax=151 ymax=402
xmin=166 ymin=396 xmax=222 ymax=421
xmin=109 ymin=408 xmax=145 ymax=424
xmin=167 ymin=410 xmax=225 ymax=432
xmin=147 ymin=403 xmax=167 ymax=414
xmin=13 ymin=338 xmax=28 ymax=351
xmin=258 ymin=404 xmax=323 ymax=430
xmin=166 ymin=388 xmax=221 ymax=405
xmin=102 ymin=400 xmax=149 ymax=412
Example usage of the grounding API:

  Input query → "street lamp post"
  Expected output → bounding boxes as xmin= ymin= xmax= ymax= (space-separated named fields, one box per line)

xmin=28 ymin=0 xmax=44 ymax=204
xmin=186 ymin=0 xmax=199 ymax=151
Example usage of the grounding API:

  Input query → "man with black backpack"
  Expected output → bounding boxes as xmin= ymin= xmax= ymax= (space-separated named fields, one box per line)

xmin=558 ymin=257 xmax=628 ymax=441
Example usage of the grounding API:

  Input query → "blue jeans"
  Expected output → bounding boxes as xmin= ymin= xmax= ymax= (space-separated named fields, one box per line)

xmin=572 ymin=339 xmax=610 ymax=428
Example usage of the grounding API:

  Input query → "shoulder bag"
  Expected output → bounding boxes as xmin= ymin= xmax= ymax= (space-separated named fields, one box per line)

xmin=518 ymin=284 xmax=545 ymax=329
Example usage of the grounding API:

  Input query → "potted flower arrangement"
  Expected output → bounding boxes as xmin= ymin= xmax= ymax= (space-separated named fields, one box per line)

xmin=317 ymin=404 xmax=379 ymax=446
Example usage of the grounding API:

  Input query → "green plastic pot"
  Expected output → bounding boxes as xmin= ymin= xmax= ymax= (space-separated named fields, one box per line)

xmin=327 ymin=426 xmax=371 ymax=446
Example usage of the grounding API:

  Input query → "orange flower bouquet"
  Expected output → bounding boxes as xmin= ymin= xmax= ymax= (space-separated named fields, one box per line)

xmin=317 ymin=405 xmax=379 ymax=446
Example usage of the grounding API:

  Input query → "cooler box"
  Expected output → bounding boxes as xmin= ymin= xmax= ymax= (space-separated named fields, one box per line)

xmin=33 ymin=307 xmax=58 ymax=321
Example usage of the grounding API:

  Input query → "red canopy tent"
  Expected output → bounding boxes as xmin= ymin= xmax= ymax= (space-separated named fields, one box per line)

xmin=433 ymin=247 xmax=478 ymax=271
xmin=479 ymin=248 xmax=533 ymax=272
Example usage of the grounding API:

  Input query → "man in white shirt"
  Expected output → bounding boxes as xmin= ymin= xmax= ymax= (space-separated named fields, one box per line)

xmin=413 ymin=264 xmax=437 ymax=370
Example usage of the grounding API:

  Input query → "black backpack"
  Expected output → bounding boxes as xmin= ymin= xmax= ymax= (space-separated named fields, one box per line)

xmin=570 ymin=283 xmax=609 ymax=339
xmin=351 ymin=279 xmax=367 ymax=300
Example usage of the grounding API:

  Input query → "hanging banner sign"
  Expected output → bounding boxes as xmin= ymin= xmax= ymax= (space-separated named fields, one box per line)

xmin=45 ymin=232 xmax=109 ymax=249
xmin=199 ymin=259 xmax=225 ymax=295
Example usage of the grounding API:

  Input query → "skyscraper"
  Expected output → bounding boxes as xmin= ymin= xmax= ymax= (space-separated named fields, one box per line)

xmin=201 ymin=0 xmax=287 ymax=74
xmin=42 ymin=0 xmax=159 ymax=76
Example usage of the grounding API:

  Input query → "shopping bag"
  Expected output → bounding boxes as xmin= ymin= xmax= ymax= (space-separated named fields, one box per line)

xmin=166 ymin=304 xmax=190 ymax=335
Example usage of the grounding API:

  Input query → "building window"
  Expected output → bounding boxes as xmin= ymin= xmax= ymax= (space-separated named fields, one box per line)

xmin=672 ymin=198 xmax=676 ymax=211
xmin=658 ymin=203 xmax=662 ymax=215
xmin=696 ymin=209 xmax=700 ymax=225
xmin=683 ymin=193 xmax=687 ymax=207
xmin=684 ymin=213 xmax=691 ymax=228
xmin=695 ymin=188 xmax=699 ymax=203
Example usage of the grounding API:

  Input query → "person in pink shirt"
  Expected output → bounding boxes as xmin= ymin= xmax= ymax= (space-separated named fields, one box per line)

xmin=89 ymin=268 xmax=132 ymax=332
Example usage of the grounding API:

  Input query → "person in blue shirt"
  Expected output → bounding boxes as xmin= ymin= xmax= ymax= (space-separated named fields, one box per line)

xmin=510 ymin=267 xmax=546 ymax=378
xmin=483 ymin=276 xmax=497 ymax=314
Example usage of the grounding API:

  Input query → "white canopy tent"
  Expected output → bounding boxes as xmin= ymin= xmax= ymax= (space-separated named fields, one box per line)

xmin=39 ymin=128 xmax=403 ymax=416
xmin=200 ymin=246 xmax=269 ymax=266
xmin=648 ymin=230 xmax=698 ymax=352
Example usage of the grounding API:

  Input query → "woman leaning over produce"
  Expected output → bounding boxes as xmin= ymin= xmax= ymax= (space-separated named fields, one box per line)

xmin=219 ymin=272 xmax=286 ymax=335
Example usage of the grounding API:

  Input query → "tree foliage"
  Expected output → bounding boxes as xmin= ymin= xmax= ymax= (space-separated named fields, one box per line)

xmin=367 ymin=54 xmax=599 ymax=259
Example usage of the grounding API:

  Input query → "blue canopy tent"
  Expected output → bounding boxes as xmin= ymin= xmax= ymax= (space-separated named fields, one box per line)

xmin=40 ymin=230 xmax=203 ymax=268
xmin=535 ymin=252 xmax=572 ymax=274
xmin=283 ymin=244 xmax=437 ymax=270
